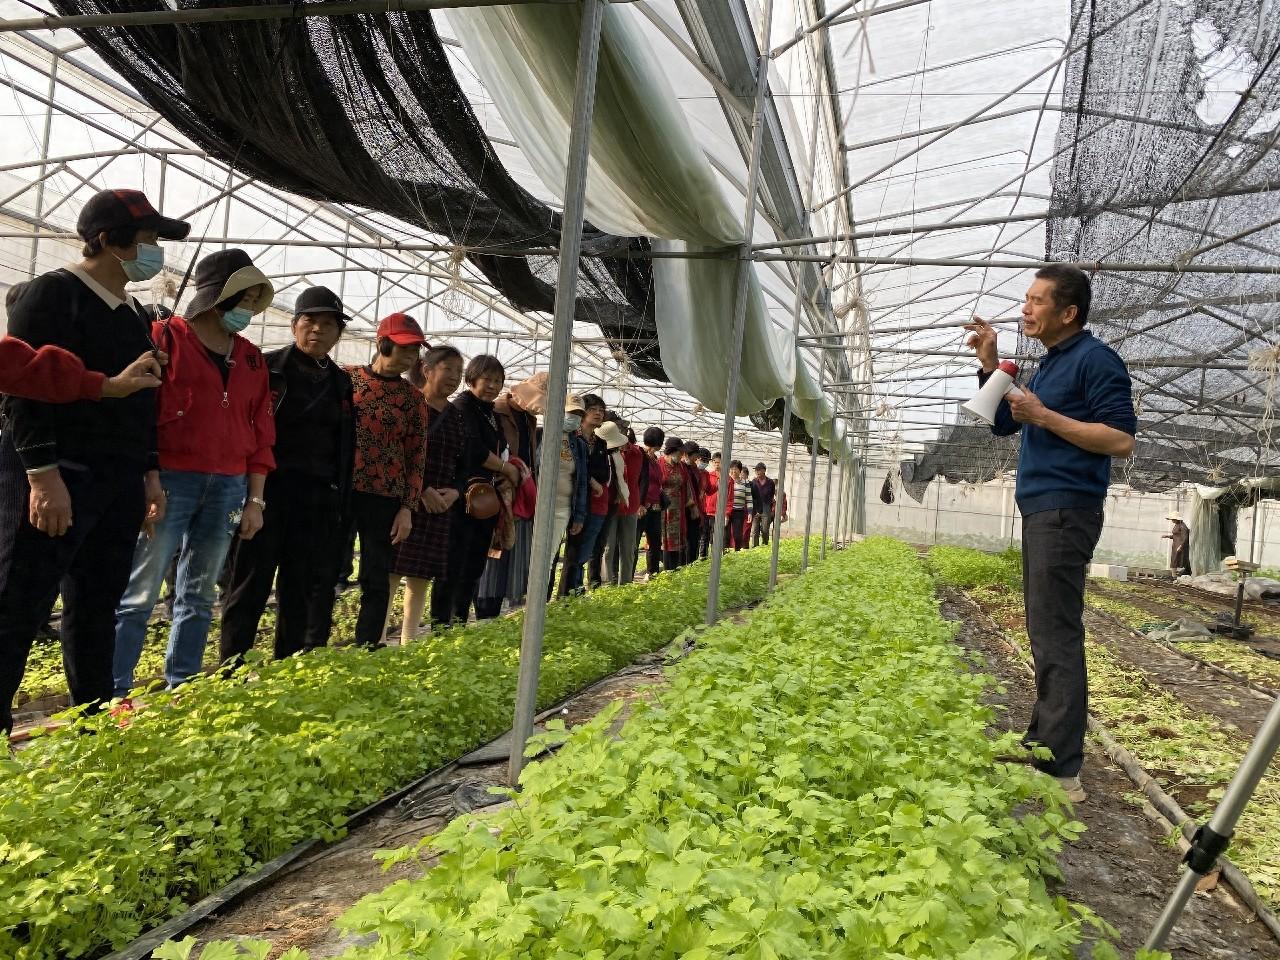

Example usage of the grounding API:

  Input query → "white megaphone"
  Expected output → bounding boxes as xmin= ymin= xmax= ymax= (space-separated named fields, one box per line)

xmin=962 ymin=359 xmax=1024 ymax=425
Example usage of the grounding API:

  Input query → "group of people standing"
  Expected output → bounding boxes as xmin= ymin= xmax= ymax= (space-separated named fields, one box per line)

xmin=0 ymin=187 xmax=787 ymax=734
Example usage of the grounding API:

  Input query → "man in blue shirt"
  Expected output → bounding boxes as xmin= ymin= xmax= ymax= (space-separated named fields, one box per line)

xmin=965 ymin=264 xmax=1136 ymax=803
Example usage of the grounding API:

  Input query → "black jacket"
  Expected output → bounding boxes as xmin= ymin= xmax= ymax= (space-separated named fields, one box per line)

xmin=265 ymin=345 xmax=355 ymax=508
xmin=2 ymin=268 xmax=158 ymax=470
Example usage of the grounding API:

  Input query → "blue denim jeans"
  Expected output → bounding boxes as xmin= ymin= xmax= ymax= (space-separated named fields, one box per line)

xmin=565 ymin=512 xmax=608 ymax=593
xmin=113 ymin=470 xmax=246 ymax=695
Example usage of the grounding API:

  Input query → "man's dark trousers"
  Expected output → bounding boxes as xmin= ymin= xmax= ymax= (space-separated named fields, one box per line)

xmin=0 ymin=437 xmax=145 ymax=732
xmin=1021 ymin=506 xmax=1103 ymax=778
xmin=220 ymin=470 xmax=343 ymax=662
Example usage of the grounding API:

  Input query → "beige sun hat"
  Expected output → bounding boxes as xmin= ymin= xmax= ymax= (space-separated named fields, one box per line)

xmin=595 ymin=421 xmax=627 ymax=450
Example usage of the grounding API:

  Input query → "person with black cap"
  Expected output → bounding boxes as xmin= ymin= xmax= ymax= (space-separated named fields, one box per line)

xmin=345 ymin=313 xmax=428 ymax=647
xmin=219 ymin=285 xmax=355 ymax=663
xmin=0 ymin=188 xmax=189 ymax=733
xmin=112 ymin=249 xmax=276 ymax=698
xmin=749 ymin=462 xmax=777 ymax=548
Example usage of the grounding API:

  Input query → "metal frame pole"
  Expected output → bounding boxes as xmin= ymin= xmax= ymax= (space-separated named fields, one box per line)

xmin=768 ymin=35 xmax=826 ymax=589
xmin=705 ymin=0 xmax=774 ymax=626
xmin=801 ymin=332 xmax=828 ymax=570
xmin=820 ymin=412 xmax=837 ymax=560
xmin=1145 ymin=693 xmax=1280 ymax=950
xmin=507 ymin=0 xmax=604 ymax=787
xmin=27 ymin=50 xmax=58 ymax=278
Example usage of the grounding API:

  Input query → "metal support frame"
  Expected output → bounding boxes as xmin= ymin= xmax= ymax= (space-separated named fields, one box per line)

xmin=704 ymin=0 xmax=773 ymax=627
xmin=507 ymin=0 xmax=604 ymax=787
xmin=820 ymin=397 xmax=839 ymax=560
xmin=767 ymin=155 xmax=825 ymax=589
xmin=801 ymin=318 xmax=834 ymax=569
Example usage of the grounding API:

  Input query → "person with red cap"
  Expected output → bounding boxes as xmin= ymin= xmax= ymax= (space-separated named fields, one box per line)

xmin=345 ymin=313 xmax=428 ymax=647
xmin=0 ymin=187 xmax=190 ymax=734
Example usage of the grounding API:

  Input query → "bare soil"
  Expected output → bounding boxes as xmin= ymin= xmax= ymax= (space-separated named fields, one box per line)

xmin=944 ymin=593 xmax=1280 ymax=959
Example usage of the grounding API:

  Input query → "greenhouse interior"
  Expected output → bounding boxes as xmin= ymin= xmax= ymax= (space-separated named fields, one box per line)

xmin=0 ymin=0 xmax=1277 ymax=958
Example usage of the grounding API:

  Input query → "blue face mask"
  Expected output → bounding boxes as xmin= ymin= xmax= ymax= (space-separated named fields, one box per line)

xmin=563 ymin=413 xmax=582 ymax=433
xmin=117 ymin=242 xmax=164 ymax=282
xmin=220 ymin=307 xmax=253 ymax=334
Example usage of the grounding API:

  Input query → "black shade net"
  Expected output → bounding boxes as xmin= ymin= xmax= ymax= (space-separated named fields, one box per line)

xmin=49 ymin=0 xmax=667 ymax=379
xmin=900 ymin=0 xmax=1280 ymax=498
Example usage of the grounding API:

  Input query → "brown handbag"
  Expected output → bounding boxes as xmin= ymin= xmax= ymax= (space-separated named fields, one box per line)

xmin=465 ymin=479 xmax=501 ymax=520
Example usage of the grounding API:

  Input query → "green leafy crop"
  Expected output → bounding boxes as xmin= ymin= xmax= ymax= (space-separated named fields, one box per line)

xmin=190 ymin=539 xmax=1123 ymax=960
xmin=928 ymin=545 xmax=1022 ymax=590
xmin=0 ymin=543 xmax=806 ymax=960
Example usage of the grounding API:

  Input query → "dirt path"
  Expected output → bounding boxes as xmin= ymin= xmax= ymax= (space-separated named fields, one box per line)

xmin=945 ymin=595 xmax=1280 ymax=959
xmin=1081 ymin=607 xmax=1276 ymax=739
xmin=1090 ymin=581 xmax=1280 ymax=661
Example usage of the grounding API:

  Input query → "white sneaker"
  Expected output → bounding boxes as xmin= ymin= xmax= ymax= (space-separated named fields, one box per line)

xmin=1055 ymin=775 xmax=1087 ymax=803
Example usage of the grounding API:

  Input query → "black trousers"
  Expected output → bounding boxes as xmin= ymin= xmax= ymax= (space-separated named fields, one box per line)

xmin=351 ymin=491 xmax=400 ymax=647
xmin=1021 ymin=507 xmax=1104 ymax=778
xmin=432 ymin=508 xmax=496 ymax=625
xmin=684 ymin=511 xmax=701 ymax=565
xmin=729 ymin=509 xmax=747 ymax=550
xmin=663 ymin=549 xmax=684 ymax=572
xmin=220 ymin=470 xmax=343 ymax=662
xmin=642 ymin=508 xmax=662 ymax=576
xmin=588 ymin=511 xmax=615 ymax=589
xmin=0 ymin=439 xmax=145 ymax=732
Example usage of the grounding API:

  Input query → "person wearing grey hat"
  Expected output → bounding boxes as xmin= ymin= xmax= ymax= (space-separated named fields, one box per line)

xmin=219 ymin=285 xmax=356 ymax=664
xmin=112 ymin=249 xmax=277 ymax=699
xmin=0 ymin=187 xmax=190 ymax=733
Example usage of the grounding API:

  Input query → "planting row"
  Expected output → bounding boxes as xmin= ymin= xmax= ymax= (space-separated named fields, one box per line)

xmin=0 ymin=542 xmax=804 ymax=960
xmin=182 ymin=538 xmax=1136 ymax=960
xmin=931 ymin=545 xmax=1280 ymax=911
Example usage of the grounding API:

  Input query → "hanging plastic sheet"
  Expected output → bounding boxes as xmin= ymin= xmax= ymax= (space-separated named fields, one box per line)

xmin=448 ymin=4 xmax=800 ymax=419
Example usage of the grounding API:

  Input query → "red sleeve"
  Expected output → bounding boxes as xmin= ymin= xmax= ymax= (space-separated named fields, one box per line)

xmin=0 ymin=337 xmax=104 ymax=403
xmin=246 ymin=358 xmax=276 ymax=475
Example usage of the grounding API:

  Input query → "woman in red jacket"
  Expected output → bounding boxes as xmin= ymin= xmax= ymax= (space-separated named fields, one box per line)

xmin=112 ymin=249 xmax=275 ymax=697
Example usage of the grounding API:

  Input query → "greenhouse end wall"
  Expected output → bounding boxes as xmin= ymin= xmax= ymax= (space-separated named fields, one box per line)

xmin=863 ymin=468 xmax=1280 ymax=570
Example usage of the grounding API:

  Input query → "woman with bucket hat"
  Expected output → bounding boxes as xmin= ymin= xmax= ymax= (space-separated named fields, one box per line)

xmin=112 ymin=248 xmax=276 ymax=697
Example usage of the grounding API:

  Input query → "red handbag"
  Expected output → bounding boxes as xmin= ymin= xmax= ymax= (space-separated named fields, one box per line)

xmin=510 ymin=456 xmax=537 ymax=519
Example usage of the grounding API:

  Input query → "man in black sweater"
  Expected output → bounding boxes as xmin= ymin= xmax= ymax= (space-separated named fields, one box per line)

xmin=219 ymin=286 xmax=355 ymax=662
xmin=0 ymin=189 xmax=189 ymax=733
